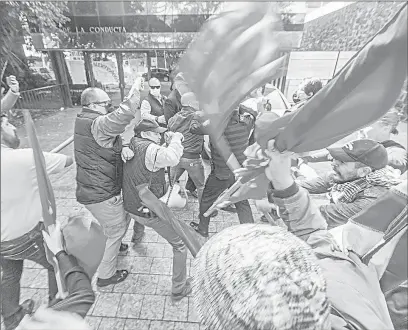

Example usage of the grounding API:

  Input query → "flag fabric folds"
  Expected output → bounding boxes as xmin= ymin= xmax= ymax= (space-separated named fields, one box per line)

xmin=179 ymin=2 xmax=288 ymax=172
xmin=206 ymin=3 xmax=408 ymax=211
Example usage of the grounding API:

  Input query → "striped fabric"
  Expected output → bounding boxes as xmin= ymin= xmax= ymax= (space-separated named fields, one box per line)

xmin=211 ymin=115 xmax=253 ymax=179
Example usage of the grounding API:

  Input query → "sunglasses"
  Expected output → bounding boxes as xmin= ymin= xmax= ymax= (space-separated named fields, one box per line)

xmin=149 ymin=86 xmax=160 ymax=89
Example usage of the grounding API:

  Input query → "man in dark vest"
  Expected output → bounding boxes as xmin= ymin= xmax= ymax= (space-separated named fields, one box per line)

xmin=122 ymin=118 xmax=192 ymax=301
xmin=74 ymin=79 xmax=145 ymax=287
xmin=140 ymin=77 xmax=166 ymax=126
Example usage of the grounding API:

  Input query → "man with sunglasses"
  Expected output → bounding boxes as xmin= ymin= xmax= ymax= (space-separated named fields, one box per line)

xmin=140 ymin=77 xmax=166 ymax=127
xmin=73 ymin=79 xmax=144 ymax=287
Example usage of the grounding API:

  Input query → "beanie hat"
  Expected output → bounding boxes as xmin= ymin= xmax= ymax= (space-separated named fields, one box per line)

xmin=192 ymin=224 xmax=331 ymax=330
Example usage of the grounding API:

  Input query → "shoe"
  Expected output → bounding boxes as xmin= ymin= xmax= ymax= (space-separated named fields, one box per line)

xmin=119 ymin=243 xmax=129 ymax=252
xmin=188 ymin=190 xmax=198 ymax=199
xmin=221 ymin=205 xmax=237 ymax=213
xmin=171 ymin=278 xmax=192 ymax=302
xmin=21 ymin=299 xmax=34 ymax=315
xmin=131 ymin=231 xmax=145 ymax=244
xmin=190 ymin=222 xmax=209 ymax=238
xmin=97 ymin=269 xmax=129 ymax=287
xmin=260 ymin=215 xmax=269 ymax=223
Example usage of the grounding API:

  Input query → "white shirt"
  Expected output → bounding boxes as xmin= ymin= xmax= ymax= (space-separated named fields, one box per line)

xmin=144 ymin=137 xmax=183 ymax=172
xmin=1 ymin=146 xmax=67 ymax=241
xmin=140 ymin=94 xmax=164 ymax=121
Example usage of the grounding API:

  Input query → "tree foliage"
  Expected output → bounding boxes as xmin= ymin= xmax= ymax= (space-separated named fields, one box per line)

xmin=0 ymin=1 xmax=69 ymax=79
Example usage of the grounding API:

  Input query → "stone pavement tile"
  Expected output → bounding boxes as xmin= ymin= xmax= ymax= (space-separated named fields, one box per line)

xmin=216 ymin=222 xmax=237 ymax=233
xmin=129 ymin=243 xmax=148 ymax=257
xmin=143 ymin=230 xmax=159 ymax=243
xmin=20 ymin=288 xmax=38 ymax=302
xmin=150 ymin=320 xmax=175 ymax=330
xmin=140 ymin=294 xmax=166 ymax=320
xmin=124 ymin=319 xmax=150 ymax=330
xmin=117 ymin=256 xmax=135 ymax=273
xmin=98 ymin=317 xmax=125 ymax=330
xmin=136 ymin=274 xmax=159 ymax=294
xmin=29 ymin=269 xmax=48 ymax=289
xmin=163 ymin=244 xmax=174 ymax=258
xmin=187 ymin=298 xmax=200 ymax=323
xmin=92 ymin=293 xmax=122 ymax=317
xmin=176 ymin=211 xmax=195 ymax=221
xmin=21 ymin=269 xmax=40 ymax=287
xmin=116 ymin=293 xmax=143 ymax=318
xmin=32 ymin=288 xmax=48 ymax=310
xmin=85 ymin=316 xmax=102 ymax=330
xmin=222 ymin=212 xmax=240 ymax=222
xmin=150 ymin=257 xmax=172 ymax=275
xmin=174 ymin=322 xmax=200 ymax=330
xmin=146 ymin=243 xmax=166 ymax=258
xmin=24 ymin=260 xmax=42 ymax=269
xmin=155 ymin=275 xmax=172 ymax=295
xmin=132 ymin=256 xmax=154 ymax=274
xmin=87 ymin=292 xmax=100 ymax=315
xmin=163 ymin=296 xmax=188 ymax=322
xmin=113 ymin=274 xmax=139 ymax=293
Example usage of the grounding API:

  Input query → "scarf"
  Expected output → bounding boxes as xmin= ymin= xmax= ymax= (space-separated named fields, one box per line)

xmin=330 ymin=166 xmax=402 ymax=203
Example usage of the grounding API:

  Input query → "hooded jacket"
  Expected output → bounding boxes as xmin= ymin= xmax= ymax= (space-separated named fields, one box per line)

xmin=167 ymin=105 xmax=204 ymax=159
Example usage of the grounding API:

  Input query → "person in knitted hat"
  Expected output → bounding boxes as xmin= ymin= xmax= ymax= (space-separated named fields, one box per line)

xmin=193 ymin=224 xmax=331 ymax=330
xmin=193 ymin=139 xmax=404 ymax=330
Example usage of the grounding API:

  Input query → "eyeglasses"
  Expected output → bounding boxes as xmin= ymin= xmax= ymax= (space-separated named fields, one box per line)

xmin=149 ymin=86 xmax=160 ymax=89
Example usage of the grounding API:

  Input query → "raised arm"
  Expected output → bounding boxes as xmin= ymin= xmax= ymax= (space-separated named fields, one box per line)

xmin=91 ymin=79 xmax=143 ymax=148
xmin=264 ymin=140 xmax=328 ymax=242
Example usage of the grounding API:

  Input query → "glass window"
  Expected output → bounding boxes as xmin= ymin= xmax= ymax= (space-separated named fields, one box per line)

xmin=71 ymin=1 xmax=97 ymax=16
xmin=123 ymin=1 xmax=147 ymax=15
xmin=97 ymin=1 xmax=124 ymax=16
xmin=124 ymin=15 xmax=149 ymax=33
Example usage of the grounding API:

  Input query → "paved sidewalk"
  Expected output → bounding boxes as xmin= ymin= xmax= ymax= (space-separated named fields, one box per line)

xmin=15 ymin=107 xmax=333 ymax=330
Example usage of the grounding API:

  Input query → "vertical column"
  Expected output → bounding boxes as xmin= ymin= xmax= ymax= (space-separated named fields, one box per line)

xmin=146 ymin=51 xmax=152 ymax=80
xmin=83 ymin=52 xmax=95 ymax=87
xmin=116 ymin=52 xmax=125 ymax=101
xmin=49 ymin=51 xmax=73 ymax=108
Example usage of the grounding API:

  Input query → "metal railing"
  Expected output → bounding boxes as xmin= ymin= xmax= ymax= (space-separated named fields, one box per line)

xmin=14 ymin=85 xmax=64 ymax=110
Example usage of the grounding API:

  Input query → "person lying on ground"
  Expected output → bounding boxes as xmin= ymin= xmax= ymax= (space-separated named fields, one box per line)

xmin=299 ymin=108 xmax=407 ymax=175
xmin=297 ymin=139 xmax=402 ymax=229
xmin=192 ymin=138 xmax=407 ymax=330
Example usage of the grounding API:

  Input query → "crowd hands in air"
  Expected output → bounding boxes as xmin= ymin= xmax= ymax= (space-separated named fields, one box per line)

xmin=1 ymin=72 xmax=407 ymax=330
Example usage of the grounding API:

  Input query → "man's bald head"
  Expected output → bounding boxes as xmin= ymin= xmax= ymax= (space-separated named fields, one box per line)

xmin=148 ymin=78 xmax=161 ymax=87
xmin=81 ymin=88 xmax=110 ymax=106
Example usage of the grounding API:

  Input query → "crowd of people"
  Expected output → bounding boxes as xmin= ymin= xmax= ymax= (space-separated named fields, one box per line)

xmin=1 ymin=58 xmax=407 ymax=329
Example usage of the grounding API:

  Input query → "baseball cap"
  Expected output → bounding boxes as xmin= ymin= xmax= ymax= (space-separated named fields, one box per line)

xmin=327 ymin=139 xmax=388 ymax=170
xmin=133 ymin=118 xmax=167 ymax=135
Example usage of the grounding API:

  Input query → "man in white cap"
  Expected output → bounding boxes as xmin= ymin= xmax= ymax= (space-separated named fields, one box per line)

xmin=140 ymin=77 xmax=166 ymax=126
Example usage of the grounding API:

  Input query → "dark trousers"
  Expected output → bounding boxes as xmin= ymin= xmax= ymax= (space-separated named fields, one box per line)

xmin=0 ymin=222 xmax=58 ymax=330
xmin=198 ymin=171 xmax=254 ymax=233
